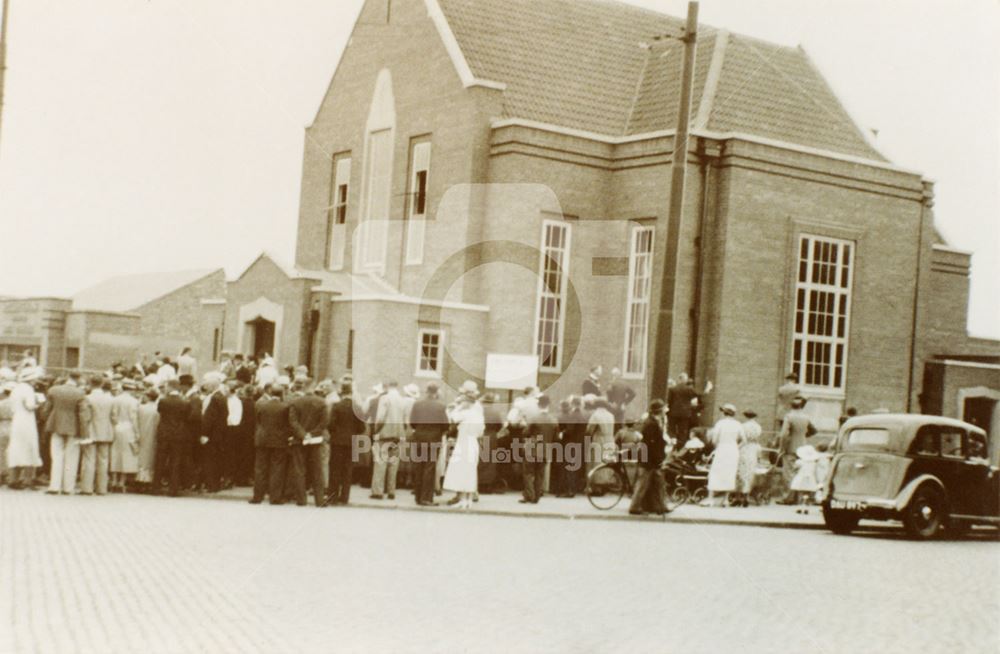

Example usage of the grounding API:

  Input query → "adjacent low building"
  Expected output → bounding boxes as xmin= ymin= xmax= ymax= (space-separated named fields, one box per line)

xmin=0 ymin=269 xmax=225 ymax=372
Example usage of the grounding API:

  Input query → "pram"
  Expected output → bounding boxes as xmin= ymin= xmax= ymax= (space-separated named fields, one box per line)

xmin=744 ymin=447 xmax=783 ymax=505
xmin=662 ymin=444 xmax=712 ymax=505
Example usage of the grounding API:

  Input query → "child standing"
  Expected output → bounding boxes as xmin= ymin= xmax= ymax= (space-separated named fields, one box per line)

xmin=790 ymin=444 xmax=821 ymax=514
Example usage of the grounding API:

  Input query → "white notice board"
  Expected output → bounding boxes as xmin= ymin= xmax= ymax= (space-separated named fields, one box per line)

xmin=485 ymin=354 xmax=539 ymax=391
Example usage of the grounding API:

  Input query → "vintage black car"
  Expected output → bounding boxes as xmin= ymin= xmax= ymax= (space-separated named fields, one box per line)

xmin=820 ymin=414 xmax=999 ymax=539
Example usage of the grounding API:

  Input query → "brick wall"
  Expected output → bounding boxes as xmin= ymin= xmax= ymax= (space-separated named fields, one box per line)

xmin=295 ymin=0 xmax=490 ymax=308
xmin=222 ymin=256 xmax=312 ymax=367
xmin=134 ymin=270 xmax=226 ymax=361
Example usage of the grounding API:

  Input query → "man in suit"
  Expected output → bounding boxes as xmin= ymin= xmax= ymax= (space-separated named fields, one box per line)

xmin=80 ymin=379 xmax=115 ymax=495
xmin=198 ymin=374 xmax=228 ymax=493
xmin=581 ymin=365 xmax=602 ymax=397
xmin=327 ymin=382 xmax=364 ymax=505
xmin=371 ymin=381 xmax=406 ymax=500
xmin=289 ymin=378 xmax=330 ymax=507
xmin=182 ymin=375 xmax=203 ymax=491
xmin=408 ymin=383 xmax=449 ymax=506
xmin=154 ymin=378 xmax=196 ymax=496
xmin=778 ymin=396 xmax=817 ymax=504
xmin=776 ymin=372 xmax=801 ymax=428
xmin=629 ymin=400 xmax=669 ymax=515
xmin=606 ymin=367 xmax=637 ymax=432
xmin=667 ymin=373 xmax=699 ymax=442
xmin=45 ymin=372 xmax=87 ymax=495
xmin=520 ymin=394 xmax=559 ymax=504
xmin=251 ymin=384 xmax=298 ymax=505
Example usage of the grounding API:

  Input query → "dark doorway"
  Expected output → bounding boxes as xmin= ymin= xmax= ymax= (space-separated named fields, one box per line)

xmin=964 ymin=397 xmax=996 ymax=439
xmin=248 ymin=318 xmax=275 ymax=360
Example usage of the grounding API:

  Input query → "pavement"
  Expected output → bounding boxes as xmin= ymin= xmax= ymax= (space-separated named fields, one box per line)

xmin=211 ymin=484 xmax=839 ymax=530
xmin=1 ymin=487 xmax=997 ymax=654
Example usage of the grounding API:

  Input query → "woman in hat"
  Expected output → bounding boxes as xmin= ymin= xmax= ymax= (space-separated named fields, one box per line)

xmin=109 ymin=382 xmax=141 ymax=492
xmin=136 ymin=387 xmax=160 ymax=490
xmin=6 ymin=367 xmax=43 ymax=489
xmin=443 ymin=381 xmax=483 ymax=509
xmin=733 ymin=410 xmax=763 ymax=507
xmin=0 ymin=379 xmax=15 ymax=486
xmin=703 ymin=402 xmax=742 ymax=507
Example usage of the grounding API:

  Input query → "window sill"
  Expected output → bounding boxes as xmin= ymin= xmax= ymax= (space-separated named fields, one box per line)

xmin=799 ymin=386 xmax=846 ymax=401
xmin=414 ymin=370 xmax=442 ymax=379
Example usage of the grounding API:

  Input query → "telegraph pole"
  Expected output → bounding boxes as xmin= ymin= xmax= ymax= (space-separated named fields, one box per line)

xmin=651 ymin=1 xmax=698 ymax=400
xmin=0 ymin=0 xmax=10 ymax=159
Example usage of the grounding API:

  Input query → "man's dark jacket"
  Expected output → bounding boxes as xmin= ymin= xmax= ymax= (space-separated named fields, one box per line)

xmin=158 ymin=393 xmax=195 ymax=444
xmin=202 ymin=391 xmax=229 ymax=443
xmin=409 ymin=397 xmax=449 ymax=443
xmin=255 ymin=397 xmax=291 ymax=448
xmin=290 ymin=394 xmax=330 ymax=443
xmin=328 ymin=397 xmax=365 ymax=448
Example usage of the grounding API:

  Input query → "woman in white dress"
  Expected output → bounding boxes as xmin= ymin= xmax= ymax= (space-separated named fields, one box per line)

xmin=734 ymin=410 xmax=763 ymax=507
xmin=0 ymin=381 xmax=15 ymax=486
xmin=109 ymin=384 xmax=141 ymax=492
xmin=7 ymin=367 xmax=43 ymax=489
xmin=443 ymin=382 xmax=484 ymax=509
xmin=703 ymin=402 xmax=742 ymax=507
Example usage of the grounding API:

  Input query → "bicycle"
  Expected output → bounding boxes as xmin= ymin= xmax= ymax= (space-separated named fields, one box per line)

xmin=586 ymin=447 xmax=684 ymax=512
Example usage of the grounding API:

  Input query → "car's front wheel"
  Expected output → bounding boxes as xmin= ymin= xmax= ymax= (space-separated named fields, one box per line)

xmin=902 ymin=485 xmax=948 ymax=540
xmin=822 ymin=505 xmax=861 ymax=535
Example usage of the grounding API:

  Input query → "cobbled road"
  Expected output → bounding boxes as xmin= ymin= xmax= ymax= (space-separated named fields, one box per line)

xmin=1 ymin=489 xmax=996 ymax=653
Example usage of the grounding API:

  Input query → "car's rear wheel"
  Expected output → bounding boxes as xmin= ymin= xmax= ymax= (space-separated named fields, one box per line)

xmin=902 ymin=485 xmax=948 ymax=540
xmin=823 ymin=505 xmax=861 ymax=535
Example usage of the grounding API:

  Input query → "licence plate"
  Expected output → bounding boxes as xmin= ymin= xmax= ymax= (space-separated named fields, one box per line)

xmin=831 ymin=499 xmax=865 ymax=511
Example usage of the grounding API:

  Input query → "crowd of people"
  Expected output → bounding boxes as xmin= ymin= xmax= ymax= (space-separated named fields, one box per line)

xmin=0 ymin=349 xmax=837 ymax=517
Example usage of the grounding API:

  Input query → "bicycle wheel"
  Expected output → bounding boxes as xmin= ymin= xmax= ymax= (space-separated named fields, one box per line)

xmin=587 ymin=465 xmax=626 ymax=510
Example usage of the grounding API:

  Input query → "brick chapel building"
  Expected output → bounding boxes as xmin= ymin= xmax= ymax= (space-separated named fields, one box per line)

xmin=214 ymin=0 xmax=998 ymax=435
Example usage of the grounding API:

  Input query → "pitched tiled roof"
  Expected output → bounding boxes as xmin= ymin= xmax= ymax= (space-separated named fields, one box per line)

xmin=72 ymin=269 xmax=219 ymax=313
xmin=437 ymin=0 xmax=885 ymax=160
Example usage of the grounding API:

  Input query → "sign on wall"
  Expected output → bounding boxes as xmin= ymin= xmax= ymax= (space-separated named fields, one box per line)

xmin=485 ymin=353 xmax=539 ymax=390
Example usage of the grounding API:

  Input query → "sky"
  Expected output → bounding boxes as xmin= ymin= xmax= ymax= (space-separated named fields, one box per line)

xmin=0 ymin=0 xmax=997 ymax=337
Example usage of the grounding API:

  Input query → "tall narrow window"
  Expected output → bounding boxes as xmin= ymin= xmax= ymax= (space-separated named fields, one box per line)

xmin=359 ymin=129 xmax=393 ymax=270
xmin=415 ymin=328 xmax=444 ymax=377
xmin=326 ymin=155 xmax=351 ymax=270
xmin=405 ymin=140 xmax=431 ymax=265
xmin=534 ymin=220 xmax=571 ymax=372
xmin=212 ymin=328 xmax=221 ymax=362
xmin=792 ymin=235 xmax=854 ymax=390
xmin=623 ymin=226 xmax=654 ymax=376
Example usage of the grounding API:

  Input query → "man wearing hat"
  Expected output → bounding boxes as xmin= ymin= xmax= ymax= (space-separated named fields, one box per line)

xmin=667 ymin=373 xmax=700 ymax=443
xmin=153 ymin=379 xmax=195 ymax=497
xmin=370 ymin=381 xmax=406 ymax=500
xmin=327 ymin=381 xmax=365 ymax=505
xmin=776 ymin=372 xmax=801 ymax=428
xmin=408 ymin=383 xmax=449 ymax=506
xmin=45 ymin=372 xmax=88 ymax=495
xmin=520 ymin=394 xmax=559 ymax=504
xmin=251 ymin=384 xmax=298 ymax=505
xmin=777 ymin=396 xmax=817 ymax=504
xmin=198 ymin=373 xmax=229 ymax=493
xmin=80 ymin=378 xmax=115 ymax=495
xmin=289 ymin=377 xmax=330 ymax=507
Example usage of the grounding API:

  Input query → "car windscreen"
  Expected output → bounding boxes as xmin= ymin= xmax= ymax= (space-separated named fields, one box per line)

xmin=845 ymin=428 xmax=891 ymax=449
